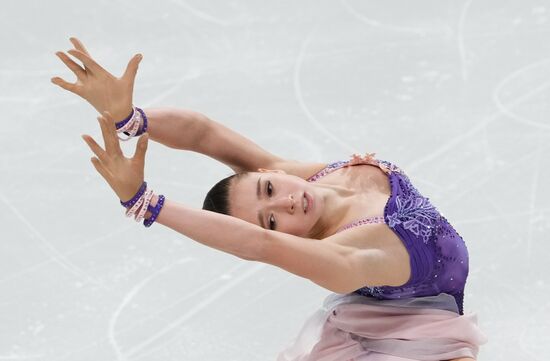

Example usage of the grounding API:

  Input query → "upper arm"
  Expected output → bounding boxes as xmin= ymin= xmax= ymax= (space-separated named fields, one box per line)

xmin=259 ymin=228 xmax=402 ymax=294
xmin=269 ymin=159 xmax=328 ymax=180
xmin=201 ymin=118 xmax=326 ymax=179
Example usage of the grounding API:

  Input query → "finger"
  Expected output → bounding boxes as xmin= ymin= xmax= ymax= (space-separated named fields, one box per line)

xmin=132 ymin=133 xmax=148 ymax=164
xmin=81 ymin=134 xmax=108 ymax=161
xmin=122 ymin=54 xmax=143 ymax=82
xmin=90 ymin=156 xmax=114 ymax=182
xmin=98 ymin=112 xmax=123 ymax=156
xmin=69 ymin=37 xmax=91 ymax=57
xmin=51 ymin=76 xmax=80 ymax=95
xmin=67 ymin=49 xmax=105 ymax=74
xmin=55 ymin=51 xmax=86 ymax=79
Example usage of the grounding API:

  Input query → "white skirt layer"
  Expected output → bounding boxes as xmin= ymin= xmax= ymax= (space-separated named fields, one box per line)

xmin=277 ymin=293 xmax=487 ymax=361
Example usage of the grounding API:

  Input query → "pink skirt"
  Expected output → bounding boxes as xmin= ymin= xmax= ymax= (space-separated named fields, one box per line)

xmin=277 ymin=293 xmax=487 ymax=361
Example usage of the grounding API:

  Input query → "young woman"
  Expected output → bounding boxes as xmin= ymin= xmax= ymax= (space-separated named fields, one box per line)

xmin=52 ymin=38 xmax=486 ymax=361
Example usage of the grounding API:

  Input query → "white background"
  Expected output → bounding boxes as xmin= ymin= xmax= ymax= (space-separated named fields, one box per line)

xmin=1 ymin=0 xmax=549 ymax=360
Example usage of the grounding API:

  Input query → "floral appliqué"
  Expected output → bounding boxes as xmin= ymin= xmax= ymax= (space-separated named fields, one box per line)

xmin=348 ymin=152 xmax=403 ymax=175
xmin=387 ymin=189 xmax=439 ymax=244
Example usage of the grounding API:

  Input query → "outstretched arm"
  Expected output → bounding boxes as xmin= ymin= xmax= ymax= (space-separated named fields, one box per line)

xmin=143 ymin=107 xmax=286 ymax=174
xmin=144 ymin=108 xmax=326 ymax=178
xmin=81 ymin=111 xmax=264 ymax=260
xmin=81 ymin=112 xmax=366 ymax=293
xmin=53 ymin=38 xmax=325 ymax=177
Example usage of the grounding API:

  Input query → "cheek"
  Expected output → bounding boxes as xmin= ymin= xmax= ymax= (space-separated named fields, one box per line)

xmin=280 ymin=216 xmax=308 ymax=235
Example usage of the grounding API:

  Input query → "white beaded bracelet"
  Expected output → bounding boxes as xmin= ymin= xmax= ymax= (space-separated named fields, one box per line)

xmin=125 ymin=195 xmax=145 ymax=218
xmin=116 ymin=107 xmax=145 ymax=141
xmin=135 ymin=189 xmax=154 ymax=222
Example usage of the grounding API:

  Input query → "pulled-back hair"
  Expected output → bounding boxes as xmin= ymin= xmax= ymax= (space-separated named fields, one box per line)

xmin=202 ymin=172 xmax=248 ymax=215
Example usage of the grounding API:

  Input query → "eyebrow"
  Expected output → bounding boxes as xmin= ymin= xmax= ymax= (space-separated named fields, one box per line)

xmin=257 ymin=176 xmax=265 ymax=229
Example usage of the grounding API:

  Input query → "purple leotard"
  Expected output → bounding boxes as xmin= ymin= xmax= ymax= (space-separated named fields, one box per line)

xmin=307 ymin=155 xmax=469 ymax=314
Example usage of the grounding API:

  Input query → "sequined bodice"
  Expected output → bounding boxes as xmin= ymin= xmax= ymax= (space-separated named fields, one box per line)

xmin=306 ymin=153 xmax=469 ymax=314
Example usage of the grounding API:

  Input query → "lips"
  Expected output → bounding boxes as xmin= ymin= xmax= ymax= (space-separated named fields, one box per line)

xmin=303 ymin=192 xmax=313 ymax=214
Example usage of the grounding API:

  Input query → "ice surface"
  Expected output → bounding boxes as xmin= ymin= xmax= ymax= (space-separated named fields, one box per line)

xmin=1 ymin=0 xmax=549 ymax=360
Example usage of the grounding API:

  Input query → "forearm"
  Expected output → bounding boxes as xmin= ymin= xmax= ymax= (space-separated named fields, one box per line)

xmin=147 ymin=196 xmax=265 ymax=261
xmin=142 ymin=107 xmax=282 ymax=172
xmin=143 ymin=107 xmax=210 ymax=151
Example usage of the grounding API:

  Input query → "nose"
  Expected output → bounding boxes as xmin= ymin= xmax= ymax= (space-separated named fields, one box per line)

xmin=271 ymin=194 xmax=295 ymax=214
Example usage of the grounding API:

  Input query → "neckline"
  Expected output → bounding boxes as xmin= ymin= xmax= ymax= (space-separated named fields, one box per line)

xmin=307 ymin=154 xmax=396 ymax=233
xmin=336 ymin=164 xmax=394 ymax=233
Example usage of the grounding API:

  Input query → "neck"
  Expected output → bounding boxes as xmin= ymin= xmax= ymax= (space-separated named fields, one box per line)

xmin=308 ymin=183 xmax=354 ymax=239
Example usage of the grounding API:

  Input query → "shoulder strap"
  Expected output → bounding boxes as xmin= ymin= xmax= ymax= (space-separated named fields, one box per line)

xmin=306 ymin=160 xmax=349 ymax=182
xmin=336 ymin=215 xmax=386 ymax=233
xmin=307 ymin=152 xmax=394 ymax=183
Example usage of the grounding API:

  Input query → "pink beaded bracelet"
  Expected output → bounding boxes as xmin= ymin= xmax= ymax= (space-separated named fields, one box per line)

xmin=126 ymin=189 xmax=153 ymax=221
xmin=116 ymin=107 xmax=147 ymax=141
xmin=136 ymin=189 xmax=154 ymax=222
xmin=125 ymin=195 xmax=145 ymax=218
xmin=121 ymin=182 xmax=165 ymax=227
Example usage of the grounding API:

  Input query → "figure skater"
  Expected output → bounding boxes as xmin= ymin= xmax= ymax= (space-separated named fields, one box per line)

xmin=52 ymin=38 xmax=486 ymax=361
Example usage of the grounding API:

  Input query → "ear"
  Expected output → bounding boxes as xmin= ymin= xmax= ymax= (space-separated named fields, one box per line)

xmin=257 ymin=168 xmax=286 ymax=174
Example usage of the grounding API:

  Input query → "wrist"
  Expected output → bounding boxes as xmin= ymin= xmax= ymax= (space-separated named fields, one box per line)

xmin=120 ymin=182 xmax=165 ymax=228
xmin=117 ymin=107 xmax=148 ymax=139
xmin=120 ymin=181 xmax=147 ymax=208
xmin=112 ymin=106 xmax=134 ymax=123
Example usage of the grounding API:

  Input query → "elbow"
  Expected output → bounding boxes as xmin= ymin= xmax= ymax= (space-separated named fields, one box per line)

xmin=249 ymin=228 xmax=281 ymax=263
xmin=239 ymin=228 xmax=269 ymax=262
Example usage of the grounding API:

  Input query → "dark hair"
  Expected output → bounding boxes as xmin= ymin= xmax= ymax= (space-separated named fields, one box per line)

xmin=202 ymin=172 xmax=248 ymax=215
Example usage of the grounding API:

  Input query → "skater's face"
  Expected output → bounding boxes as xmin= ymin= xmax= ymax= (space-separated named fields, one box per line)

xmin=228 ymin=170 xmax=322 ymax=238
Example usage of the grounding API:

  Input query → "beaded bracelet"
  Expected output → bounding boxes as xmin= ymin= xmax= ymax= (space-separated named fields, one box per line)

xmin=125 ymin=189 xmax=149 ymax=219
xmin=125 ymin=194 xmax=145 ymax=218
xmin=115 ymin=106 xmax=148 ymax=141
xmin=120 ymin=181 xmax=165 ymax=227
xmin=120 ymin=181 xmax=147 ymax=208
xmin=117 ymin=111 xmax=140 ymax=140
xmin=135 ymin=189 xmax=154 ymax=222
xmin=144 ymin=194 xmax=165 ymax=227
xmin=135 ymin=107 xmax=148 ymax=135
xmin=124 ymin=188 xmax=153 ymax=220
xmin=115 ymin=109 xmax=134 ymax=129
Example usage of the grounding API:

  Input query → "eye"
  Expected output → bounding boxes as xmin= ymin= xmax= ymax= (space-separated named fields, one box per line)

xmin=268 ymin=214 xmax=276 ymax=230
xmin=266 ymin=180 xmax=273 ymax=196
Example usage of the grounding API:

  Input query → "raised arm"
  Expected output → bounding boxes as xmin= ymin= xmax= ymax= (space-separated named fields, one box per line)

xmin=79 ymin=138 xmax=348 ymax=290
xmin=144 ymin=107 xmax=326 ymax=177
xmin=83 ymin=112 xmax=405 ymax=295
xmin=52 ymin=38 xmax=325 ymax=177
xmin=147 ymin=195 xmax=407 ymax=293
xmin=143 ymin=107 xmax=285 ymax=173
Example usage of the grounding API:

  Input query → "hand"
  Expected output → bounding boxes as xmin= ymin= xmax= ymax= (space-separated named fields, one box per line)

xmin=82 ymin=111 xmax=149 ymax=202
xmin=51 ymin=37 xmax=142 ymax=121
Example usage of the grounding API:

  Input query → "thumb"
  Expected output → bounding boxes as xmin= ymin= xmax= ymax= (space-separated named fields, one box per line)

xmin=122 ymin=53 xmax=142 ymax=81
xmin=133 ymin=132 xmax=149 ymax=163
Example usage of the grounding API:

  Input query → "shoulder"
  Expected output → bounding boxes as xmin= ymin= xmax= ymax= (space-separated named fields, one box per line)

xmin=268 ymin=159 xmax=328 ymax=180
